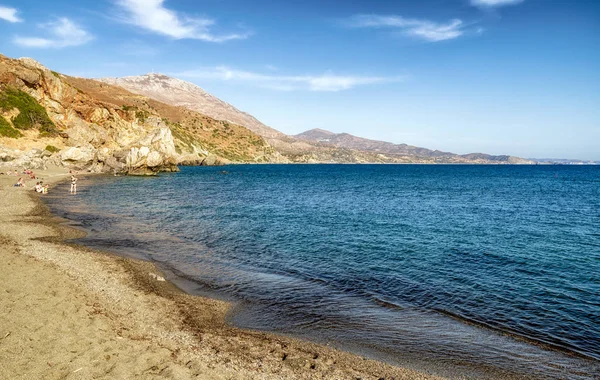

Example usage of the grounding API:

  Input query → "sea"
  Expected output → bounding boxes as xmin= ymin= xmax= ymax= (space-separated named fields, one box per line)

xmin=43 ymin=164 xmax=600 ymax=379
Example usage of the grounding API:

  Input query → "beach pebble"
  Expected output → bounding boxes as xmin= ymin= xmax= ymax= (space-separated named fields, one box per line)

xmin=148 ymin=273 xmax=166 ymax=282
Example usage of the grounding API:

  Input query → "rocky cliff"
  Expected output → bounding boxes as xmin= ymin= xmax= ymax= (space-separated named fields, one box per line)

xmin=0 ymin=55 xmax=283 ymax=174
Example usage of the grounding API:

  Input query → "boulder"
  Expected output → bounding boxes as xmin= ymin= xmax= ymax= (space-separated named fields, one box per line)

xmin=146 ymin=151 xmax=163 ymax=168
xmin=200 ymin=154 xmax=218 ymax=166
xmin=104 ymin=156 xmax=124 ymax=172
xmin=60 ymin=147 xmax=94 ymax=165
xmin=0 ymin=151 xmax=16 ymax=162
xmin=40 ymin=150 xmax=53 ymax=158
xmin=178 ymin=153 xmax=205 ymax=166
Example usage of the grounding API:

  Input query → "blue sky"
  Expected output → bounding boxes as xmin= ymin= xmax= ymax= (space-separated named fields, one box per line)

xmin=0 ymin=0 xmax=598 ymax=159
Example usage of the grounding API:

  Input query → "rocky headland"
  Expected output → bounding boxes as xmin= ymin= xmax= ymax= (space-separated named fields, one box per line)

xmin=0 ymin=54 xmax=283 ymax=175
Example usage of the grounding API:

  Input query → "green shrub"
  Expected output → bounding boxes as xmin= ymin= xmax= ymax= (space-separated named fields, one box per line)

xmin=0 ymin=116 xmax=22 ymax=138
xmin=121 ymin=105 xmax=137 ymax=111
xmin=45 ymin=144 xmax=60 ymax=153
xmin=135 ymin=110 xmax=150 ymax=123
xmin=0 ymin=87 xmax=58 ymax=137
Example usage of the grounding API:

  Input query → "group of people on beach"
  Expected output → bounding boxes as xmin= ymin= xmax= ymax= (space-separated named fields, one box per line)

xmin=2 ymin=168 xmax=78 ymax=194
xmin=34 ymin=182 xmax=49 ymax=194
xmin=5 ymin=169 xmax=38 ymax=179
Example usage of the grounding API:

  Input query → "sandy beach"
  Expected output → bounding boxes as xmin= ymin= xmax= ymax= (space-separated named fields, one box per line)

xmin=0 ymin=167 xmax=443 ymax=380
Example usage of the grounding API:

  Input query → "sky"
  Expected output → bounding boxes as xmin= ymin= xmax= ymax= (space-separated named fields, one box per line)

xmin=0 ymin=0 xmax=598 ymax=160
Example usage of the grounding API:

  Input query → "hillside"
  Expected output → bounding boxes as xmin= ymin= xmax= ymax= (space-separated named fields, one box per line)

xmin=0 ymin=54 xmax=283 ymax=174
xmin=100 ymin=74 xmax=285 ymax=140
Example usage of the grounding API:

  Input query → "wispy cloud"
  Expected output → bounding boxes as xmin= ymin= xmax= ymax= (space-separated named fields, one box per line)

xmin=471 ymin=0 xmax=524 ymax=7
xmin=0 ymin=5 xmax=21 ymax=22
xmin=174 ymin=66 xmax=404 ymax=92
xmin=345 ymin=14 xmax=469 ymax=42
xmin=13 ymin=18 xmax=92 ymax=48
xmin=115 ymin=0 xmax=250 ymax=42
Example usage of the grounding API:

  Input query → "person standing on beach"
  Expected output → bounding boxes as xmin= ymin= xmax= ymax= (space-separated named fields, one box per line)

xmin=70 ymin=175 xmax=77 ymax=194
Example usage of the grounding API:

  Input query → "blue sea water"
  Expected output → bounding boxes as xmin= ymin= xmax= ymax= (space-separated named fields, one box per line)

xmin=44 ymin=165 xmax=600 ymax=379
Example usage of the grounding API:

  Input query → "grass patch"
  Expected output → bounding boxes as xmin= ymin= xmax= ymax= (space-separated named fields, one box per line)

xmin=0 ymin=87 xmax=58 ymax=137
xmin=45 ymin=144 xmax=60 ymax=153
xmin=0 ymin=116 xmax=22 ymax=138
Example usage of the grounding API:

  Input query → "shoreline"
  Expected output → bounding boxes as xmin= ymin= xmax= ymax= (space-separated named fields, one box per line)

xmin=3 ymin=166 xmax=598 ymax=379
xmin=0 ymin=166 xmax=446 ymax=379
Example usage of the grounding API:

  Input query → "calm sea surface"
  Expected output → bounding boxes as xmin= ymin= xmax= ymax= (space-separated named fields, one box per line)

xmin=44 ymin=165 xmax=600 ymax=379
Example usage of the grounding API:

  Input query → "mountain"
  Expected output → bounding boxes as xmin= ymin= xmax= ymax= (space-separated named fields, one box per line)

xmin=0 ymin=54 xmax=282 ymax=174
xmin=100 ymin=74 xmax=285 ymax=140
xmin=295 ymin=129 xmax=535 ymax=164
xmin=101 ymin=74 xmax=533 ymax=164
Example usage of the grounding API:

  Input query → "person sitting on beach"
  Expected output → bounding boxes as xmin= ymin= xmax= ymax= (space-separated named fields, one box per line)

xmin=34 ymin=182 xmax=43 ymax=193
xmin=14 ymin=177 xmax=24 ymax=187
xmin=70 ymin=175 xmax=78 ymax=194
xmin=42 ymin=184 xmax=49 ymax=194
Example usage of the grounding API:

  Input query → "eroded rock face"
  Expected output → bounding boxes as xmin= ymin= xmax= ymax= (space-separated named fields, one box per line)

xmin=0 ymin=56 xmax=182 ymax=175
xmin=124 ymin=128 xmax=179 ymax=174
xmin=60 ymin=147 xmax=95 ymax=166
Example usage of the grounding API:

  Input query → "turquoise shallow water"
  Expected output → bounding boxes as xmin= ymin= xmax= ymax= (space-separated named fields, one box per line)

xmin=45 ymin=165 xmax=600 ymax=379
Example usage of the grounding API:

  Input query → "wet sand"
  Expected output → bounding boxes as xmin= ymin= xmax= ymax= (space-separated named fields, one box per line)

xmin=0 ymin=166 xmax=443 ymax=379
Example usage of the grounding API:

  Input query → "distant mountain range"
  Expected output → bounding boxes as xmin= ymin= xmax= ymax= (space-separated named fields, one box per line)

xmin=100 ymin=73 xmax=535 ymax=165
xmin=294 ymin=129 xmax=534 ymax=164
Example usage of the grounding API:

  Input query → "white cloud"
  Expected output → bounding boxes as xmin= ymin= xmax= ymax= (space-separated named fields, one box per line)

xmin=13 ymin=18 xmax=92 ymax=48
xmin=471 ymin=0 xmax=524 ymax=7
xmin=174 ymin=66 xmax=403 ymax=92
xmin=115 ymin=0 xmax=249 ymax=42
xmin=0 ymin=6 xmax=21 ymax=22
xmin=346 ymin=14 xmax=467 ymax=42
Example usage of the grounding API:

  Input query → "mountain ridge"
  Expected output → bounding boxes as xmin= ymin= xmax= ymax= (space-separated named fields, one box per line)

xmin=101 ymin=73 xmax=535 ymax=165
xmin=295 ymin=128 xmax=534 ymax=164
xmin=100 ymin=73 xmax=285 ymax=140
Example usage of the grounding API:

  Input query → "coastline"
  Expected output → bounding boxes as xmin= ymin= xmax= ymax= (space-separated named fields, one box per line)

xmin=0 ymin=167 xmax=444 ymax=379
